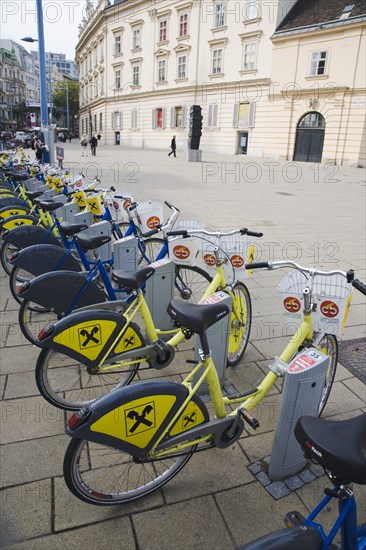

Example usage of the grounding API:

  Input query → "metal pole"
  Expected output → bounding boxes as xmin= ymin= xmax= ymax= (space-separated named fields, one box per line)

xmin=48 ymin=57 xmax=53 ymax=124
xmin=66 ymin=80 xmax=70 ymax=131
xmin=36 ymin=0 xmax=51 ymax=162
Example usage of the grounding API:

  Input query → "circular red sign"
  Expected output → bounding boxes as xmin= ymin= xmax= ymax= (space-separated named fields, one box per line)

xmin=320 ymin=300 xmax=339 ymax=318
xmin=230 ymin=255 xmax=244 ymax=268
xmin=204 ymin=254 xmax=216 ymax=267
xmin=147 ymin=215 xmax=160 ymax=229
xmin=284 ymin=296 xmax=301 ymax=313
xmin=173 ymin=245 xmax=190 ymax=259
xmin=113 ymin=201 xmax=120 ymax=210
xmin=123 ymin=199 xmax=131 ymax=210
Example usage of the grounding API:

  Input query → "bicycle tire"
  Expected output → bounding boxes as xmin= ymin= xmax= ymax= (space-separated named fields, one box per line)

xmin=63 ymin=437 xmax=196 ymax=505
xmin=137 ymin=237 xmax=165 ymax=266
xmin=174 ymin=264 xmax=212 ymax=303
xmin=35 ymin=321 xmax=145 ymax=410
xmin=19 ymin=299 xmax=57 ymax=346
xmin=314 ymin=333 xmax=338 ymax=416
xmin=9 ymin=266 xmax=45 ymax=306
xmin=1 ymin=240 xmax=20 ymax=276
xmin=226 ymin=282 xmax=252 ymax=366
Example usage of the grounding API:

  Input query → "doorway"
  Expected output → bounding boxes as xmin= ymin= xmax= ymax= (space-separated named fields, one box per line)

xmin=294 ymin=112 xmax=325 ymax=163
xmin=237 ymin=132 xmax=248 ymax=154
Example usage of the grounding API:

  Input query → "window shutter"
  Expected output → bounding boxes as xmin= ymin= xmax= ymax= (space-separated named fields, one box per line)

xmin=162 ymin=108 xmax=167 ymax=129
xmin=152 ymin=109 xmax=157 ymax=129
xmin=131 ymin=110 xmax=134 ymax=129
xmin=135 ymin=109 xmax=139 ymax=129
xmin=170 ymin=107 xmax=175 ymax=128
xmin=181 ymin=105 xmax=187 ymax=128
xmin=233 ymin=104 xmax=239 ymax=128
xmin=111 ymin=112 xmax=115 ymax=129
xmin=120 ymin=111 xmax=123 ymax=129
xmin=213 ymin=104 xmax=218 ymax=127
xmin=208 ymin=105 xmax=213 ymax=128
xmin=249 ymin=102 xmax=256 ymax=128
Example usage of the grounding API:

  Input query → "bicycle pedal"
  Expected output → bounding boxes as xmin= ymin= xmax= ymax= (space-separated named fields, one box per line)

xmin=239 ymin=408 xmax=260 ymax=430
xmin=284 ymin=511 xmax=305 ymax=527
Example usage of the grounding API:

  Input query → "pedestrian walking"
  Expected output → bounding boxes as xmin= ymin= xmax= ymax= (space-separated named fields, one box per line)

xmin=68 ymin=133 xmax=72 ymax=143
xmin=168 ymin=135 xmax=177 ymax=157
xmin=34 ymin=132 xmax=44 ymax=162
xmin=90 ymin=135 xmax=98 ymax=156
xmin=80 ymin=134 xmax=88 ymax=156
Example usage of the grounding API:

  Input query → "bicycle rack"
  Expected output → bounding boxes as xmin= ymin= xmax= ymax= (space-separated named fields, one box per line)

xmin=113 ymin=235 xmax=138 ymax=272
xmin=145 ymin=259 xmax=175 ymax=335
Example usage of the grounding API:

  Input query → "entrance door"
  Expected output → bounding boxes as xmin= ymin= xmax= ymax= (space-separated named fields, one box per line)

xmin=294 ymin=112 xmax=325 ymax=163
xmin=238 ymin=132 xmax=248 ymax=154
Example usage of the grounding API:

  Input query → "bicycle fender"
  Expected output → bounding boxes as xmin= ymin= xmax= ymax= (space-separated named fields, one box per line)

xmin=66 ymin=381 xmax=209 ymax=459
xmin=2 ymin=225 xmax=61 ymax=248
xmin=0 ymin=215 xmax=39 ymax=231
xmin=238 ymin=525 xmax=322 ymax=550
xmin=37 ymin=308 xmax=136 ymax=369
xmin=0 ymin=205 xmax=30 ymax=219
xmin=11 ymin=244 xmax=82 ymax=275
xmin=20 ymin=271 xmax=107 ymax=316
xmin=0 ymin=197 xmax=25 ymax=207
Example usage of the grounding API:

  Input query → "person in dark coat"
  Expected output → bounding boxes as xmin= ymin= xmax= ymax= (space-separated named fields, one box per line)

xmin=90 ymin=135 xmax=98 ymax=156
xmin=168 ymin=135 xmax=176 ymax=157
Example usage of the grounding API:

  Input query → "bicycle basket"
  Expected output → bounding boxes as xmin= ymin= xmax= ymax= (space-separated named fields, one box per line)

xmin=168 ymin=219 xmax=205 ymax=266
xmin=278 ymin=271 xmax=353 ymax=335
xmin=105 ymin=193 xmax=133 ymax=222
xmin=201 ymin=233 xmax=256 ymax=282
xmin=135 ymin=200 xmax=164 ymax=233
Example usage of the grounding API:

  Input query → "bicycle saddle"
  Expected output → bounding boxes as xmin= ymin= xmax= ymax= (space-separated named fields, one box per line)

xmin=167 ymin=299 xmax=230 ymax=334
xmin=37 ymin=200 xmax=65 ymax=212
xmin=75 ymin=233 xmax=112 ymax=251
xmin=13 ymin=173 xmax=30 ymax=181
xmin=25 ymin=190 xmax=44 ymax=200
xmin=295 ymin=415 xmax=366 ymax=484
xmin=59 ymin=221 xmax=89 ymax=237
xmin=112 ymin=266 xmax=155 ymax=289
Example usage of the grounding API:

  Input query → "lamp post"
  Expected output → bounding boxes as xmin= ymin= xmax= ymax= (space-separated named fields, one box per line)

xmin=21 ymin=1 xmax=53 ymax=163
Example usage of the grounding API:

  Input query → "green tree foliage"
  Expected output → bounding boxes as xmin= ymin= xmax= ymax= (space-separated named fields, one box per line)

xmin=52 ymin=80 xmax=79 ymax=119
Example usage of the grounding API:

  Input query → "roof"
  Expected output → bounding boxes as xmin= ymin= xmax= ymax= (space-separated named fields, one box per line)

xmin=276 ymin=0 xmax=366 ymax=33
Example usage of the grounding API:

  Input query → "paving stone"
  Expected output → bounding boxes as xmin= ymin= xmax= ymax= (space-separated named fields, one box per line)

xmin=0 ymin=435 xmax=66 ymax=487
xmin=0 ymin=395 xmax=65 ymax=444
xmin=266 ymin=481 xmax=291 ymax=499
xmin=0 ymin=374 xmax=6 ymax=399
xmin=0 ymin=479 xmax=52 ymax=547
xmin=7 ymin=516 xmax=136 ymax=549
xmin=4 ymin=370 xmax=39 ymax=399
xmin=0 ymin=345 xmax=40 ymax=374
xmin=284 ymin=475 xmax=304 ymax=491
xmin=256 ymin=470 xmax=271 ymax=486
xmin=299 ymin=469 xmax=316 ymax=484
xmin=5 ymin=323 xmax=31 ymax=346
xmin=248 ymin=461 xmax=261 ymax=475
xmin=54 ymin=476 xmax=164 ymax=531
xmin=133 ymin=495 xmax=233 ymax=550
xmin=321 ymin=380 xmax=365 ymax=418
xmin=308 ymin=462 xmax=325 ymax=478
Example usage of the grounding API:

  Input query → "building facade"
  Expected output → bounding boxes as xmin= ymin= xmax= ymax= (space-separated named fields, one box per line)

xmin=0 ymin=42 xmax=27 ymax=130
xmin=76 ymin=0 xmax=366 ymax=166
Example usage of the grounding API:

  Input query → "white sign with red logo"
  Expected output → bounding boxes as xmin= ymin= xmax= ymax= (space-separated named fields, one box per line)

xmin=288 ymin=349 xmax=325 ymax=374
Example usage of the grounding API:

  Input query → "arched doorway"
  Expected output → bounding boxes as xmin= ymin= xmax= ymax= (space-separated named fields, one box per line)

xmin=293 ymin=112 xmax=325 ymax=163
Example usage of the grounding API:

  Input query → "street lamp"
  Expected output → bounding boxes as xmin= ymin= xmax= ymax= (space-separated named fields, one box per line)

xmin=21 ymin=1 xmax=53 ymax=163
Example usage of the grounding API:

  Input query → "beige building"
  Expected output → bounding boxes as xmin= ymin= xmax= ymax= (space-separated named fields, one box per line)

xmin=76 ymin=0 xmax=366 ymax=166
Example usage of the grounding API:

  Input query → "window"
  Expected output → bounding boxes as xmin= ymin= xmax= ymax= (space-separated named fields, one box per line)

xmin=131 ymin=109 xmax=139 ymax=129
xmin=212 ymin=49 xmax=223 ymax=74
xmin=245 ymin=0 xmax=259 ymax=20
xmin=132 ymin=65 xmax=140 ymax=86
xmin=207 ymin=104 xmax=219 ymax=128
xmin=299 ymin=113 xmax=325 ymax=128
xmin=233 ymin=102 xmax=256 ymax=128
xmin=82 ymin=119 xmax=84 ymax=134
xmin=111 ymin=111 xmax=122 ymax=129
xmin=115 ymin=69 xmax=121 ymax=88
xmin=114 ymin=35 xmax=121 ymax=55
xmin=159 ymin=20 xmax=167 ymax=42
xmin=243 ymin=41 xmax=256 ymax=70
xmin=152 ymin=107 xmax=166 ymax=128
xmin=99 ymin=112 xmax=103 ymax=131
xmin=171 ymin=106 xmax=186 ymax=128
xmin=132 ymin=29 xmax=141 ymax=49
xmin=94 ymin=114 xmax=97 ymax=131
xmin=310 ymin=51 xmax=328 ymax=76
xmin=215 ymin=3 xmax=225 ymax=28
xmin=179 ymin=13 xmax=188 ymax=37
xmin=158 ymin=59 xmax=166 ymax=82
xmin=177 ymin=55 xmax=187 ymax=79
xmin=99 ymin=40 xmax=104 ymax=60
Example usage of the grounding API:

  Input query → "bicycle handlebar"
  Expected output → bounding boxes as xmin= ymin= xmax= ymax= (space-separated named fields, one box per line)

xmin=140 ymin=201 xmax=180 ymax=238
xmin=245 ymin=260 xmax=350 ymax=279
xmin=352 ymin=278 xmax=366 ymax=296
xmin=167 ymin=227 xmax=263 ymax=239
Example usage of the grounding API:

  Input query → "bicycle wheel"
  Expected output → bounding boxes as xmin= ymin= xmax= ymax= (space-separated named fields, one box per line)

xmin=63 ymin=437 xmax=195 ymax=505
xmin=174 ymin=265 xmax=212 ymax=303
xmin=314 ymin=333 xmax=338 ymax=416
xmin=1 ymin=241 xmax=19 ymax=276
xmin=138 ymin=237 xmax=165 ymax=266
xmin=35 ymin=322 xmax=145 ymax=410
xmin=19 ymin=299 xmax=58 ymax=346
xmin=9 ymin=266 xmax=44 ymax=306
xmin=227 ymin=282 xmax=252 ymax=366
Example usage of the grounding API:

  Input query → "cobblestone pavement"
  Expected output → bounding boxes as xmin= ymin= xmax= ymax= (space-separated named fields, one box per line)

xmin=1 ymin=144 xmax=365 ymax=549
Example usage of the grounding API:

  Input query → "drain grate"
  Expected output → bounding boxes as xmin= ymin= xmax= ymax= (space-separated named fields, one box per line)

xmin=338 ymin=338 xmax=366 ymax=383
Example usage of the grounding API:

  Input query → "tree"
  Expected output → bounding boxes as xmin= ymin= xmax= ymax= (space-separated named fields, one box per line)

xmin=12 ymin=101 xmax=28 ymax=129
xmin=52 ymin=80 xmax=79 ymax=126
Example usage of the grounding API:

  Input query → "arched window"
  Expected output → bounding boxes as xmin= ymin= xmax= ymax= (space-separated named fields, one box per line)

xmin=298 ymin=112 xmax=325 ymax=129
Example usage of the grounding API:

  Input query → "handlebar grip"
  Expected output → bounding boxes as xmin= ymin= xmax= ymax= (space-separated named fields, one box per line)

xmin=167 ymin=230 xmax=188 ymax=237
xmin=245 ymin=261 xmax=269 ymax=269
xmin=246 ymin=230 xmax=263 ymax=238
xmin=142 ymin=228 xmax=160 ymax=238
xmin=110 ymin=186 xmax=116 ymax=192
xmin=352 ymin=279 xmax=366 ymax=296
xmin=128 ymin=202 xmax=138 ymax=211
xmin=164 ymin=200 xmax=180 ymax=212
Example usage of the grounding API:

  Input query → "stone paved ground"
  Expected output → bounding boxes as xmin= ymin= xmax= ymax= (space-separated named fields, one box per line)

xmin=0 ymin=143 xmax=365 ymax=549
